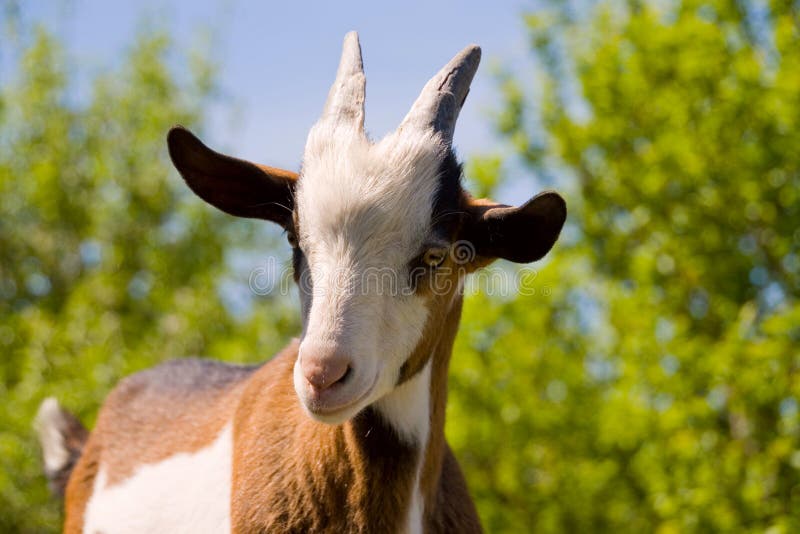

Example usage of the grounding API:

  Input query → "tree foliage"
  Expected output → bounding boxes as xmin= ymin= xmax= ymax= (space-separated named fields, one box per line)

xmin=0 ymin=30 xmax=297 ymax=532
xmin=447 ymin=1 xmax=800 ymax=532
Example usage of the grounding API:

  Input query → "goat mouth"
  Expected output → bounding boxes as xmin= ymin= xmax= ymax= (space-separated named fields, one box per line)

xmin=306 ymin=373 xmax=378 ymax=418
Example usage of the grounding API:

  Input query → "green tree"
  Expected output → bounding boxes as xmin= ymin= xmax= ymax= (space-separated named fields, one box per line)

xmin=447 ymin=1 xmax=800 ymax=532
xmin=0 ymin=30 xmax=297 ymax=532
xmin=4 ymin=3 xmax=799 ymax=533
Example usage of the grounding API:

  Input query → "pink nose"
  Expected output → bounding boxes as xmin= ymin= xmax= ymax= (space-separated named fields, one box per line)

xmin=300 ymin=350 xmax=351 ymax=391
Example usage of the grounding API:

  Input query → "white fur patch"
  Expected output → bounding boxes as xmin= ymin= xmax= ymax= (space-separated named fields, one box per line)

xmin=374 ymin=359 xmax=431 ymax=445
xmin=34 ymin=397 xmax=70 ymax=472
xmin=375 ymin=360 xmax=431 ymax=534
xmin=405 ymin=479 xmax=425 ymax=534
xmin=83 ymin=425 xmax=233 ymax=534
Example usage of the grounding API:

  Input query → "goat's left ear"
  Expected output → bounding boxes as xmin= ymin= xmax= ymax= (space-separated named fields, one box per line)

xmin=461 ymin=191 xmax=567 ymax=265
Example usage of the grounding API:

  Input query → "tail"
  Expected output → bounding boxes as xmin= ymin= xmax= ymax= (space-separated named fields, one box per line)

xmin=34 ymin=398 xmax=88 ymax=496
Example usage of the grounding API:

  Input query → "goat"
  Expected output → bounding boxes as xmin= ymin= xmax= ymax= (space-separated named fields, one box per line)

xmin=35 ymin=32 xmax=566 ymax=533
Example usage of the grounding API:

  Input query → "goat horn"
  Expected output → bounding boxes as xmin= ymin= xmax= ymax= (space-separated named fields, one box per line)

xmin=399 ymin=44 xmax=481 ymax=144
xmin=322 ymin=32 xmax=366 ymax=131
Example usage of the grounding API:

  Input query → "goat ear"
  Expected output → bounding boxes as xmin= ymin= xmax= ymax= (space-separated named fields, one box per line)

xmin=461 ymin=191 xmax=566 ymax=265
xmin=167 ymin=126 xmax=297 ymax=227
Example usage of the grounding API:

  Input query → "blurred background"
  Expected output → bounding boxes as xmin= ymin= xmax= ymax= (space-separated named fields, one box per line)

xmin=1 ymin=0 xmax=798 ymax=532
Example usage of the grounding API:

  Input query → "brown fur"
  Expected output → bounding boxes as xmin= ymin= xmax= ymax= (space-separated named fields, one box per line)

xmin=63 ymin=281 xmax=481 ymax=533
xmin=64 ymin=438 xmax=100 ymax=533
xmin=228 ymin=269 xmax=480 ymax=533
xmin=231 ymin=345 xmax=418 ymax=532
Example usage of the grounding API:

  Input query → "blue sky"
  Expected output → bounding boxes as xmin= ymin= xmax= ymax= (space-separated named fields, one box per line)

xmin=19 ymin=0 xmax=540 ymax=204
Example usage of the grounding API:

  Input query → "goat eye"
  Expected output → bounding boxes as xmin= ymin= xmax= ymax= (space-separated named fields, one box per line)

xmin=287 ymin=231 xmax=298 ymax=248
xmin=423 ymin=247 xmax=448 ymax=268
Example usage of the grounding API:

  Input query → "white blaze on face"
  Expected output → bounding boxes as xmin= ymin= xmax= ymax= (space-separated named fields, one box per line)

xmin=292 ymin=121 xmax=446 ymax=421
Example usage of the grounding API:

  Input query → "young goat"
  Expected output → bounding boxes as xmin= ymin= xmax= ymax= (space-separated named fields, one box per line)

xmin=35 ymin=33 xmax=566 ymax=533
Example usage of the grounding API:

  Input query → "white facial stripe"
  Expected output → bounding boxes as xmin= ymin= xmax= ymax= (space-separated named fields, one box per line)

xmin=294 ymin=120 xmax=447 ymax=420
xmin=83 ymin=425 xmax=233 ymax=534
xmin=298 ymin=125 xmax=446 ymax=258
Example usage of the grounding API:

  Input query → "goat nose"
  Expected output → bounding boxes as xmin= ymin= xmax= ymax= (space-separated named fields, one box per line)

xmin=301 ymin=352 xmax=351 ymax=390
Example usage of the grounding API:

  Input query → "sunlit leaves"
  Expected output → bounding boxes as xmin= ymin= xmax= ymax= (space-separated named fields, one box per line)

xmin=448 ymin=1 xmax=800 ymax=532
xmin=0 ymin=30 xmax=297 ymax=532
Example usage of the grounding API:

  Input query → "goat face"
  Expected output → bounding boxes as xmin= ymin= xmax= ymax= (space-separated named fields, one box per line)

xmin=292 ymin=126 xmax=457 ymax=422
xmin=167 ymin=32 xmax=566 ymax=425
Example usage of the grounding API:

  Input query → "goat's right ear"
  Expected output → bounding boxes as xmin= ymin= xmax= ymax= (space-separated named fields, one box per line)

xmin=167 ymin=126 xmax=297 ymax=227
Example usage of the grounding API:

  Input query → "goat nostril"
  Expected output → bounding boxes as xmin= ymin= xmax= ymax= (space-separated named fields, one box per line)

xmin=338 ymin=365 xmax=352 ymax=385
xmin=325 ymin=364 xmax=350 ymax=388
xmin=302 ymin=356 xmax=351 ymax=391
